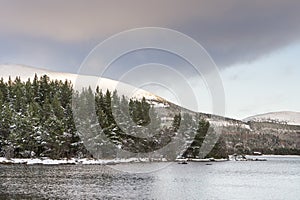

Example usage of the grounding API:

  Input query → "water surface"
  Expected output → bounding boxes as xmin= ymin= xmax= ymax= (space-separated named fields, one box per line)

xmin=0 ymin=156 xmax=299 ymax=199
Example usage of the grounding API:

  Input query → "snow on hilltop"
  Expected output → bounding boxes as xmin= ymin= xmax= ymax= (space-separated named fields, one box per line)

xmin=0 ymin=64 xmax=159 ymax=101
xmin=243 ymin=111 xmax=300 ymax=126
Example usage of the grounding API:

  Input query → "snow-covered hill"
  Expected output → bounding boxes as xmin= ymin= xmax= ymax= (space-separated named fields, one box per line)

xmin=243 ymin=111 xmax=300 ymax=126
xmin=2 ymin=64 xmax=300 ymax=127
xmin=0 ymin=64 xmax=159 ymax=101
xmin=1 ymin=64 xmax=299 ymax=156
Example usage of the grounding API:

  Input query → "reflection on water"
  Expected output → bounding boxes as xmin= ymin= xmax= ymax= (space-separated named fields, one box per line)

xmin=0 ymin=156 xmax=299 ymax=200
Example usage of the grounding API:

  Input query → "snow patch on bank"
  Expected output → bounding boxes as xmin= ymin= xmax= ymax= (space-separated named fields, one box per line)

xmin=208 ymin=119 xmax=251 ymax=130
xmin=0 ymin=157 xmax=168 ymax=165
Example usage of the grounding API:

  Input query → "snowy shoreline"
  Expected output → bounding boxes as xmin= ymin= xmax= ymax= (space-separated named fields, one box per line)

xmin=0 ymin=157 xmax=228 ymax=165
xmin=0 ymin=157 xmax=168 ymax=165
xmin=0 ymin=155 xmax=299 ymax=166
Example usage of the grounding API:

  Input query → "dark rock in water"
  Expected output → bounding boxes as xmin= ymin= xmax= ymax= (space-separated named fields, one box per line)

xmin=178 ymin=161 xmax=188 ymax=164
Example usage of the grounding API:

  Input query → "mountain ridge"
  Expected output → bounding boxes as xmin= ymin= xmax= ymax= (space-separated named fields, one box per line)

xmin=1 ymin=64 xmax=299 ymax=125
xmin=0 ymin=64 xmax=161 ymax=103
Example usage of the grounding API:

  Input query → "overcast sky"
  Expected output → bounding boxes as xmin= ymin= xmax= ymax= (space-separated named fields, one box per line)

xmin=0 ymin=0 xmax=300 ymax=119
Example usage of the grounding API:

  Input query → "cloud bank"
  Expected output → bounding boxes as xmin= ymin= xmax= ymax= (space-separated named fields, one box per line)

xmin=1 ymin=0 xmax=300 ymax=68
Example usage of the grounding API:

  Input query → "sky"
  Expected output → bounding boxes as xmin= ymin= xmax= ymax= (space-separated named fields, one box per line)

xmin=0 ymin=0 xmax=299 ymax=119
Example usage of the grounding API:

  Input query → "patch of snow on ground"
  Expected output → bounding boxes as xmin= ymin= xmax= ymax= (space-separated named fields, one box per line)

xmin=0 ymin=157 xmax=169 ymax=165
xmin=208 ymin=120 xmax=251 ymax=130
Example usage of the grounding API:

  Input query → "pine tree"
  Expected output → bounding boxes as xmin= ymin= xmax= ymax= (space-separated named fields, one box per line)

xmin=28 ymin=101 xmax=42 ymax=157
xmin=172 ymin=113 xmax=181 ymax=131
xmin=32 ymin=74 xmax=39 ymax=103
xmin=0 ymin=91 xmax=5 ymax=155
xmin=0 ymin=78 xmax=8 ymax=102
xmin=1 ymin=102 xmax=14 ymax=158
xmin=39 ymin=75 xmax=51 ymax=104
xmin=52 ymin=94 xmax=64 ymax=120
xmin=205 ymin=134 xmax=228 ymax=159
xmin=182 ymin=118 xmax=209 ymax=158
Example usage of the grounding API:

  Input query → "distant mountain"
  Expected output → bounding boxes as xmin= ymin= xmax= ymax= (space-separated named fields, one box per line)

xmin=244 ymin=111 xmax=300 ymax=126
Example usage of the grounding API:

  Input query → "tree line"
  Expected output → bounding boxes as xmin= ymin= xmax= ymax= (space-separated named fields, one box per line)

xmin=0 ymin=75 xmax=227 ymax=159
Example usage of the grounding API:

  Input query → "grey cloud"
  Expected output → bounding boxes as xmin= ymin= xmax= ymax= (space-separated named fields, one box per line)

xmin=174 ymin=1 xmax=300 ymax=67
xmin=0 ymin=0 xmax=300 ymax=68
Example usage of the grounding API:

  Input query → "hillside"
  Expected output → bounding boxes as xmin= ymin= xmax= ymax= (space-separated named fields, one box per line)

xmin=0 ymin=64 xmax=299 ymax=159
xmin=0 ymin=64 xmax=159 ymax=101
